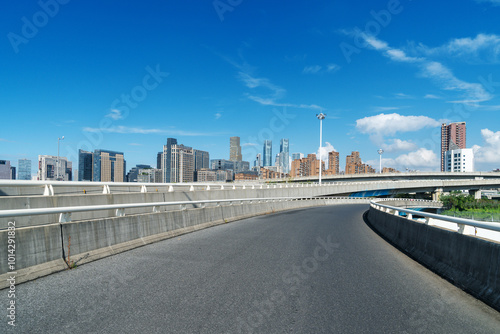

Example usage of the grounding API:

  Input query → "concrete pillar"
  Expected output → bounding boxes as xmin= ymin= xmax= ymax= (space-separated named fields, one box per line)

xmin=470 ymin=189 xmax=481 ymax=200
xmin=432 ymin=188 xmax=443 ymax=201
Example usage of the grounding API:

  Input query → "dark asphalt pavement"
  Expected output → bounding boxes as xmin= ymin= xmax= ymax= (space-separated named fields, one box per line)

xmin=3 ymin=204 xmax=500 ymax=333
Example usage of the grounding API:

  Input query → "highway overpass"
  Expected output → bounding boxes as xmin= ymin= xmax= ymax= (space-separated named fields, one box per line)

xmin=2 ymin=205 xmax=499 ymax=333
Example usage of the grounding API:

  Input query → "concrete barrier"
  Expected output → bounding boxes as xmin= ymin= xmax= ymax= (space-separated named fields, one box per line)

xmin=367 ymin=207 xmax=500 ymax=311
xmin=0 ymin=198 xmax=369 ymax=289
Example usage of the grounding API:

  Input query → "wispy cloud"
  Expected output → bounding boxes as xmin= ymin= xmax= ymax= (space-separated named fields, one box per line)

xmin=303 ymin=64 xmax=340 ymax=75
xmin=82 ymin=126 xmax=218 ymax=136
xmin=303 ymin=65 xmax=322 ymax=74
xmin=475 ymin=0 xmax=500 ymax=6
xmin=424 ymin=94 xmax=441 ymax=99
xmin=106 ymin=109 xmax=124 ymax=120
xmin=0 ymin=138 xmax=14 ymax=143
xmin=356 ymin=33 xmax=492 ymax=104
xmin=214 ymin=112 xmax=222 ymax=120
xmin=373 ymin=106 xmax=402 ymax=112
xmin=394 ymin=93 xmax=414 ymax=99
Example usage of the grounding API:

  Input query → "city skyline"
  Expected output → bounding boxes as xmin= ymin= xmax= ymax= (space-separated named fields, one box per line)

xmin=1 ymin=1 xmax=500 ymax=174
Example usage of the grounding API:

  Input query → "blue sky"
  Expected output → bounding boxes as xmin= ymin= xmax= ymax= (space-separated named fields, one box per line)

xmin=1 ymin=0 xmax=500 ymax=176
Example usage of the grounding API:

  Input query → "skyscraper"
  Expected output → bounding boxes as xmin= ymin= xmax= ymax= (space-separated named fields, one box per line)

xmin=279 ymin=138 xmax=290 ymax=173
xmin=327 ymin=151 xmax=340 ymax=175
xmin=162 ymin=137 xmax=178 ymax=183
xmin=254 ymin=153 xmax=262 ymax=167
xmin=0 ymin=160 xmax=12 ymax=180
xmin=441 ymin=122 xmax=466 ymax=172
xmin=193 ymin=149 xmax=210 ymax=181
xmin=171 ymin=144 xmax=194 ymax=183
xmin=78 ymin=149 xmax=93 ymax=181
xmin=230 ymin=136 xmax=242 ymax=161
xmin=263 ymin=140 xmax=272 ymax=167
xmin=18 ymin=158 xmax=32 ymax=180
xmin=93 ymin=150 xmax=125 ymax=182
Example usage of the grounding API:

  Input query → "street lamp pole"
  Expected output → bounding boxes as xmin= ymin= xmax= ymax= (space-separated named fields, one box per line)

xmin=57 ymin=136 xmax=64 ymax=180
xmin=316 ymin=113 xmax=326 ymax=185
xmin=378 ymin=149 xmax=384 ymax=174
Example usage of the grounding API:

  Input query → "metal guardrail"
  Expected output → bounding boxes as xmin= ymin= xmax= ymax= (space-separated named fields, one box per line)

xmin=0 ymin=196 xmax=368 ymax=224
xmin=370 ymin=200 xmax=500 ymax=235
xmin=2 ymin=178 xmax=500 ymax=197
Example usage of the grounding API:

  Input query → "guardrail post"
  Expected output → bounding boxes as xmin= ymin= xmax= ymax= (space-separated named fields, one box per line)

xmin=43 ymin=184 xmax=54 ymax=196
xmin=140 ymin=185 xmax=147 ymax=193
xmin=407 ymin=213 xmax=413 ymax=220
xmin=103 ymin=185 xmax=111 ymax=194
xmin=189 ymin=185 xmax=195 ymax=192
xmin=168 ymin=185 xmax=174 ymax=192
xmin=153 ymin=206 xmax=160 ymax=213
xmin=220 ymin=185 xmax=224 ymax=190
xmin=59 ymin=212 xmax=71 ymax=223
xmin=115 ymin=208 xmax=125 ymax=217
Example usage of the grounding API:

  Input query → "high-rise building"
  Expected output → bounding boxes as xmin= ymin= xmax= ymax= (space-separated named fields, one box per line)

xmin=171 ymin=144 xmax=194 ymax=183
xmin=230 ymin=136 xmax=242 ymax=162
xmin=290 ymin=154 xmax=324 ymax=178
xmin=254 ymin=153 xmax=262 ymax=167
xmin=11 ymin=166 xmax=16 ymax=180
xmin=38 ymin=155 xmax=72 ymax=181
xmin=292 ymin=153 xmax=304 ymax=161
xmin=441 ymin=122 xmax=466 ymax=172
xmin=78 ymin=149 xmax=93 ymax=181
xmin=263 ymin=140 xmax=272 ymax=167
xmin=279 ymin=139 xmax=290 ymax=173
xmin=194 ymin=149 xmax=210 ymax=181
xmin=93 ymin=150 xmax=125 ymax=182
xmin=18 ymin=158 xmax=32 ymax=180
xmin=444 ymin=148 xmax=474 ymax=172
xmin=156 ymin=152 xmax=162 ymax=169
xmin=162 ymin=138 xmax=178 ymax=183
xmin=0 ymin=160 xmax=12 ymax=180
xmin=345 ymin=151 xmax=375 ymax=175
xmin=326 ymin=151 xmax=340 ymax=175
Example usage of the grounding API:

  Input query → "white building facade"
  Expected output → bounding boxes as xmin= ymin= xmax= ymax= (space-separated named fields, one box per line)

xmin=444 ymin=148 xmax=474 ymax=172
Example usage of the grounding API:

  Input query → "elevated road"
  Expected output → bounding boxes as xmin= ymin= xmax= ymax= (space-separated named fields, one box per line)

xmin=3 ymin=205 xmax=500 ymax=333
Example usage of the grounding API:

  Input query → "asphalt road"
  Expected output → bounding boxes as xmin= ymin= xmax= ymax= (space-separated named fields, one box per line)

xmin=3 ymin=204 xmax=500 ymax=333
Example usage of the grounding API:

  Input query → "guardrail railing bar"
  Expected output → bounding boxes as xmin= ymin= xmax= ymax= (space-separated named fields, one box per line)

xmin=371 ymin=200 xmax=500 ymax=233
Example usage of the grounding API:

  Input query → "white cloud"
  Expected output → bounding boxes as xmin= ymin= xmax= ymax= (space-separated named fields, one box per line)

xmin=381 ymin=139 xmax=418 ymax=153
xmin=394 ymin=93 xmax=414 ymax=99
xmin=214 ymin=112 xmax=222 ymax=120
xmin=82 ymin=126 xmax=215 ymax=136
xmin=106 ymin=109 xmax=124 ymax=120
xmin=303 ymin=65 xmax=322 ymax=74
xmin=473 ymin=129 xmax=500 ymax=163
xmin=373 ymin=148 xmax=439 ymax=171
xmin=316 ymin=142 xmax=336 ymax=162
xmin=242 ymin=143 xmax=258 ymax=147
xmin=424 ymin=94 xmax=441 ymax=99
xmin=356 ymin=113 xmax=440 ymax=143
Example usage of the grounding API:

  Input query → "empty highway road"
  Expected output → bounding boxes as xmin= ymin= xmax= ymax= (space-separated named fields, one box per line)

xmin=3 ymin=205 xmax=500 ymax=333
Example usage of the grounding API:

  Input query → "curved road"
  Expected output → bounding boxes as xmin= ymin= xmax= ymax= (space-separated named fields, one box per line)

xmin=3 ymin=205 xmax=500 ymax=333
